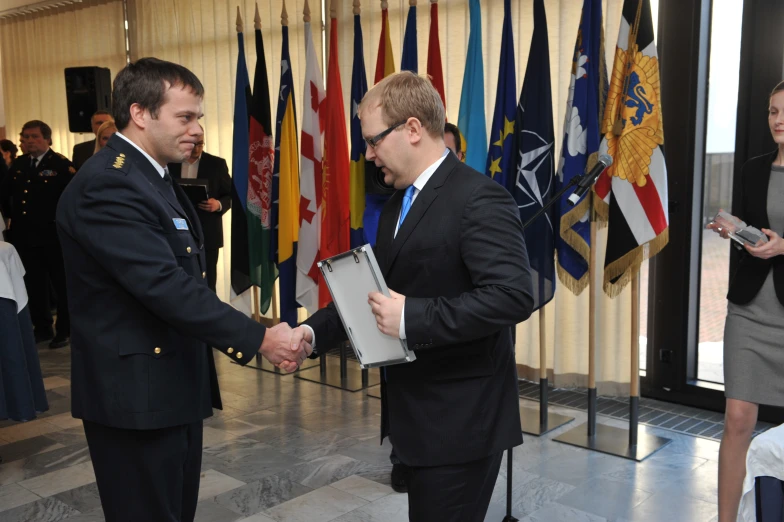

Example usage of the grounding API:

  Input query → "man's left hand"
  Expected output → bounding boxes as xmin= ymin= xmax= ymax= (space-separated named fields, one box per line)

xmin=368 ymin=289 xmax=405 ymax=337
xmin=198 ymin=198 xmax=221 ymax=212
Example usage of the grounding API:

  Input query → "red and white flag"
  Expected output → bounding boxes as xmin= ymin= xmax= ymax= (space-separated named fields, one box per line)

xmin=296 ymin=20 xmax=325 ymax=314
xmin=594 ymin=0 xmax=668 ymax=296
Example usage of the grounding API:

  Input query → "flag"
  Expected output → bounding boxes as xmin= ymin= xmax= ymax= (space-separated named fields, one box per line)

xmin=320 ymin=16 xmax=351 ymax=307
xmin=512 ymin=0 xmax=556 ymax=311
xmin=427 ymin=0 xmax=446 ymax=110
xmin=271 ymin=21 xmax=299 ymax=326
xmin=555 ymin=0 xmax=606 ymax=294
xmin=363 ymin=5 xmax=396 ymax=247
xmin=350 ymin=12 xmax=369 ymax=249
xmin=595 ymin=0 xmax=668 ymax=296
xmin=296 ymin=19 xmax=325 ymax=315
xmin=458 ymin=0 xmax=487 ymax=172
xmin=401 ymin=3 xmax=417 ymax=73
xmin=248 ymin=25 xmax=276 ymax=313
xmin=485 ymin=0 xmax=516 ymax=191
xmin=230 ymin=31 xmax=252 ymax=310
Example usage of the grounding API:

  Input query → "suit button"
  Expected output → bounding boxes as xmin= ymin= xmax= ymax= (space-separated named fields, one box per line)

xmin=22 ymin=200 xmax=26 ymax=204
xmin=186 ymin=246 xmax=192 ymax=254
xmin=26 ymin=180 xmax=30 ymax=183
xmin=154 ymin=347 xmax=161 ymax=354
xmin=23 ymin=190 xmax=28 ymax=194
xmin=202 ymin=271 xmax=206 ymax=278
xmin=44 ymin=180 xmax=48 ymax=183
xmin=22 ymin=211 xmax=26 ymax=215
xmin=236 ymin=352 xmax=243 ymax=359
xmin=227 ymin=347 xmax=234 ymax=354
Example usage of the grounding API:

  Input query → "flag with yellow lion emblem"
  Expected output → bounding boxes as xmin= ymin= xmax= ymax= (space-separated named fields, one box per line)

xmin=594 ymin=0 xmax=668 ymax=296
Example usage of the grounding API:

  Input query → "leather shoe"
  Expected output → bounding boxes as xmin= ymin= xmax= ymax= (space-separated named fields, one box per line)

xmin=34 ymin=327 xmax=54 ymax=343
xmin=49 ymin=335 xmax=70 ymax=349
xmin=390 ymin=463 xmax=410 ymax=493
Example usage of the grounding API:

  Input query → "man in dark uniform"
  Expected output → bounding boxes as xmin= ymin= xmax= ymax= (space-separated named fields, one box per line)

xmin=0 ymin=120 xmax=75 ymax=348
xmin=168 ymin=127 xmax=231 ymax=292
xmin=56 ymin=58 xmax=310 ymax=522
xmin=71 ymin=110 xmax=113 ymax=171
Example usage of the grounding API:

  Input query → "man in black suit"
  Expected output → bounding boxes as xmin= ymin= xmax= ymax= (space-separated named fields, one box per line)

xmin=0 ymin=120 xmax=75 ymax=348
xmin=168 ymin=128 xmax=231 ymax=292
xmin=71 ymin=110 xmax=113 ymax=170
xmin=293 ymin=72 xmax=534 ymax=521
xmin=56 ymin=58 xmax=309 ymax=522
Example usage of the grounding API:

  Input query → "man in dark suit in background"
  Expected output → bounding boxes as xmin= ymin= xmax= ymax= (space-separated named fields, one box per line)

xmin=1 ymin=120 xmax=75 ymax=348
xmin=168 ymin=127 xmax=231 ymax=292
xmin=56 ymin=58 xmax=309 ymax=522
xmin=71 ymin=110 xmax=113 ymax=170
xmin=292 ymin=72 xmax=534 ymax=521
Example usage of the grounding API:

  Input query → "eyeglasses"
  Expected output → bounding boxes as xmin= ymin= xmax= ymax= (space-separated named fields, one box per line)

xmin=364 ymin=121 xmax=406 ymax=148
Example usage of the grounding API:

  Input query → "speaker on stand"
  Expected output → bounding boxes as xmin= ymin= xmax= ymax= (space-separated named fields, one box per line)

xmin=64 ymin=67 xmax=112 ymax=133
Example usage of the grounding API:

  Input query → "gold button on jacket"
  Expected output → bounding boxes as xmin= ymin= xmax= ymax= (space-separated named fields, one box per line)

xmin=236 ymin=352 xmax=243 ymax=359
xmin=186 ymin=246 xmax=192 ymax=254
xmin=227 ymin=347 xmax=234 ymax=354
xmin=154 ymin=347 xmax=161 ymax=354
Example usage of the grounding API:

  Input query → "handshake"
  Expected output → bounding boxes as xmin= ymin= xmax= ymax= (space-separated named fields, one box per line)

xmin=258 ymin=323 xmax=314 ymax=373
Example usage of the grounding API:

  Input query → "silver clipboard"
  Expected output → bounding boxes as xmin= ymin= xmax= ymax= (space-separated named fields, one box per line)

xmin=318 ymin=245 xmax=416 ymax=369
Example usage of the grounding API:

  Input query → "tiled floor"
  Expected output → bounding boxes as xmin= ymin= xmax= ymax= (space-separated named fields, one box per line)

xmin=0 ymin=346 xmax=722 ymax=521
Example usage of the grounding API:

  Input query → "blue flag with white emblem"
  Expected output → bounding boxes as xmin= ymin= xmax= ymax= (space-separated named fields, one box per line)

xmin=485 ymin=0 xmax=516 ymax=192
xmin=513 ymin=0 xmax=555 ymax=311
xmin=556 ymin=0 xmax=606 ymax=294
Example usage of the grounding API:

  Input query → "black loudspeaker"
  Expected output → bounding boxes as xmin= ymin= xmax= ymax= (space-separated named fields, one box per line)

xmin=64 ymin=67 xmax=112 ymax=133
xmin=364 ymin=159 xmax=396 ymax=195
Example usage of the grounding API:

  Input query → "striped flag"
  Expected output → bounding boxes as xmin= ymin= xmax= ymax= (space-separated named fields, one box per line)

xmin=271 ymin=20 xmax=300 ymax=326
xmin=401 ymin=3 xmax=417 ymax=73
xmin=458 ymin=0 xmax=487 ymax=172
xmin=320 ymin=16 xmax=351 ymax=308
xmin=555 ymin=0 xmax=606 ymax=294
xmin=229 ymin=31 xmax=253 ymax=312
xmin=595 ymin=0 xmax=668 ymax=296
xmin=248 ymin=25 xmax=276 ymax=313
xmin=296 ymin=19 xmax=325 ymax=315
xmin=363 ymin=4 xmax=396 ymax=247
xmin=485 ymin=0 xmax=516 ymax=192
xmin=427 ymin=0 xmax=446 ymax=110
xmin=349 ymin=11 xmax=369 ymax=248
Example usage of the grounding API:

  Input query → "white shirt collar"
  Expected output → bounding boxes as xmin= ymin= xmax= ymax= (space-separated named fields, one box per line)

xmin=116 ymin=131 xmax=167 ymax=178
xmin=410 ymin=148 xmax=449 ymax=194
xmin=33 ymin=149 xmax=49 ymax=163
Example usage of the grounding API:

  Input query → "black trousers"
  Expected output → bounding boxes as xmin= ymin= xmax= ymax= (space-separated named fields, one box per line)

xmin=407 ymin=451 xmax=503 ymax=522
xmin=15 ymin=241 xmax=69 ymax=336
xmin=205 ymin=248 xmax=219 ymax=293
xmin=83 ymin=419 xmax=203 ymax=522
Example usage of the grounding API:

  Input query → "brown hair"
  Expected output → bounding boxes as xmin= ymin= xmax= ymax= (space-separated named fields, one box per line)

xmin=772 ymin=81 xmax=784 ymax=99
xmin=359 ymin=71 xmax=445 ymax=138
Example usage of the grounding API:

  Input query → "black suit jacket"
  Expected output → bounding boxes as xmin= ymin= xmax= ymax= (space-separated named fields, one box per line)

xmin=1 ymin=149 xmax=75 ymax=246
xmin=56 ymin=135 xmax=266 ymax=430
xmin=72 ymin=140 xmax=95 ymax=171
xmin=305 ymin=153 xmax=534 ymax=467
xmin=727 ymin=149 xmax=784 ymax=305
xmin=168 ymin=152 xmax=232 ymax=250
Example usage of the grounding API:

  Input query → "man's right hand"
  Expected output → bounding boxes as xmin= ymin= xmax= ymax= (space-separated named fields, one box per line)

xmin=258 ymin=323 xmax=312 ymax=373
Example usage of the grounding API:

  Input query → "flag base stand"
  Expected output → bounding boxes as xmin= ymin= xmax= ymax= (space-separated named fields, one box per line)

xmin=553 ymin=397 xmax=671 ymax=461
xmin=295 ymin=344 xmax=380 ymax=391
xmin=367 ymin=385 xmax=381 ymax=399
xmin=519 ymin=403 xmax=574 ymax=436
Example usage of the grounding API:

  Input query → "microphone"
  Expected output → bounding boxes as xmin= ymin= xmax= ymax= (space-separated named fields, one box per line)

xmin=567 ymin=154 xmax=613 ymax=206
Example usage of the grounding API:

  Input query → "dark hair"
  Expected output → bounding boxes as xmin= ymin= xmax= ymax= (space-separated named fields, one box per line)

xmin=0 ymin=139 xmax=18 ymax=160
xmin=772 ymin=81 xmax=784 ymax=99
xmin=444 ymin=122 xmax=462 ymax=152
xmin=112 ymin=57 xmax=205 ymax=131
xmin=22 ymin=120 xmax=52 ymax=141
xmin=92 ymin=110 xmax=112 ymax=120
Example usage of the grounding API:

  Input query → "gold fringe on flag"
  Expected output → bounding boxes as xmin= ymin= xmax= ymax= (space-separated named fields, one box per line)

xmin=603 ymin=227 xmax=669 ymax=297
xmin=557 ymin=194 xmax=592 ymax=295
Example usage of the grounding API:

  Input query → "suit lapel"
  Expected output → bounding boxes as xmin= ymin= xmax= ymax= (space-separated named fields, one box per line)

xmin=384 ymin=153 xmax=456 ymax=271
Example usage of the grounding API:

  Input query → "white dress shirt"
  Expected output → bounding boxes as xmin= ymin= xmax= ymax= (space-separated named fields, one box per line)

xmin=116 ymin=132 xmax=166 ymax=178
xmin=181 ymin=156 xmax=201 ymax=179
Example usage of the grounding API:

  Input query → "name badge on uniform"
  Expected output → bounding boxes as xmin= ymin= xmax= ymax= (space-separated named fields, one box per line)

xmin=173 ymin=218 xmax=189 ymax=230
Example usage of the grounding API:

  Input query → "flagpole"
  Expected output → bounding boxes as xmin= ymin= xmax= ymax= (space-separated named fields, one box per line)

xmin=539 ymin=306 xmax=547 ymax=427
xmin=630 ymin=270 xmax=640 ymax=447
xmin=587 ymin=199 xmax=597 ymax=437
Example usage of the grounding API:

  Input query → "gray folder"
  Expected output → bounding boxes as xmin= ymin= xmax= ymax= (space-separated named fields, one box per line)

xmin=318 ymin=245 xmax=416 ymax=369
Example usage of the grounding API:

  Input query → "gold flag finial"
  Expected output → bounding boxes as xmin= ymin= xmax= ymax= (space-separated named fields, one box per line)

xmin=409 ymin=0 xmax=417 ymax=6
xmin=304 ymin=0 xmax=311 ymax=23
xmin=235 ymin=7 xmax=243 ymax=33
xmin=254 ymin=3 xmax=261 ymax=30
xmin=353 ymin=0 xmax=361 ymax=16
xmin=281 ymin=0 xmax=289 ymax=26
xmin=381 ymin=1 xmax=388 ymax=10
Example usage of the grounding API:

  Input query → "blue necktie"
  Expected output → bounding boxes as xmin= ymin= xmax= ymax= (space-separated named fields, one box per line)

xmin=398 ymin=185 xmax=416 ymax=231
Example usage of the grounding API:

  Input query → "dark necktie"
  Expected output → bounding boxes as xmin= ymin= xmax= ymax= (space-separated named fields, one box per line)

xmin=162 ymin=169 xmax=178 ymax=200
xmin=30 ymin=157 xmax=38 ymax=169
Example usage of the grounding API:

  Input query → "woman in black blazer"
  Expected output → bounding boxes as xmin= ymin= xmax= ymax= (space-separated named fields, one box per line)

xmin=709 ymin=81 xmax=784 ymax=522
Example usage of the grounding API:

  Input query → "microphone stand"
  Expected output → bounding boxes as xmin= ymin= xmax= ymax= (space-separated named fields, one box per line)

xmin=503 ymin=171 xmax=591 ymax=522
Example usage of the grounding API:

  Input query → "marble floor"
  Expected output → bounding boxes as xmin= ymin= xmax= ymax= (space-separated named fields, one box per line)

xmin=0 ymin=347 xmax=722 ymax=522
